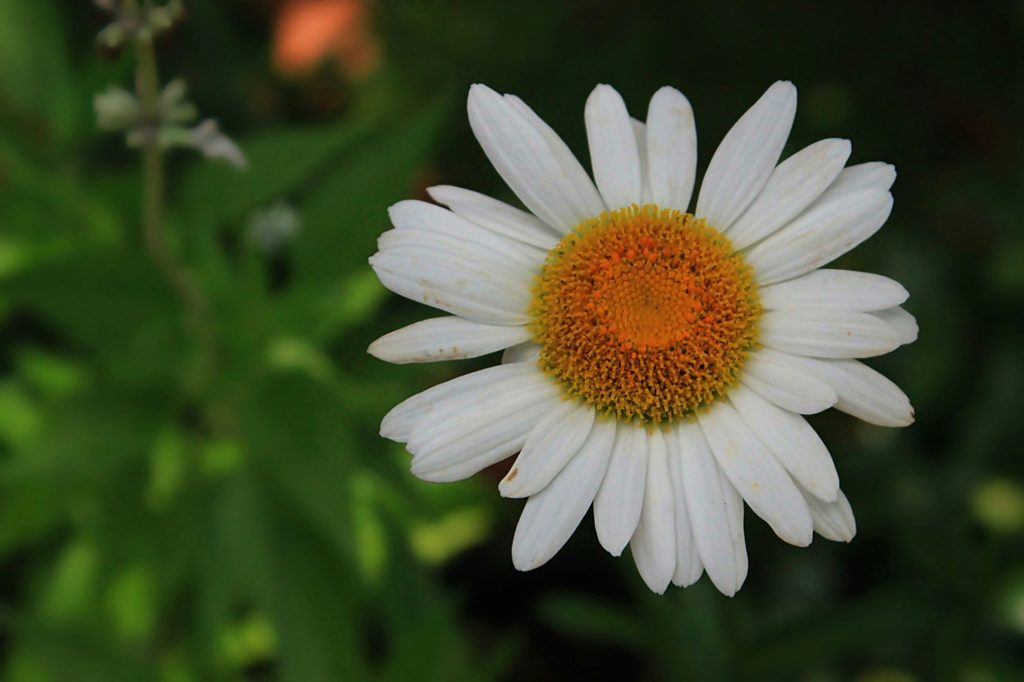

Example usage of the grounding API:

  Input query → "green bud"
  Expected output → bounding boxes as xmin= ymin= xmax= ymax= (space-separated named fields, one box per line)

xmin=94 ymin=86 xmax=141 ymax=131
xmin=96 ymin=22 xmax=126 ymax=49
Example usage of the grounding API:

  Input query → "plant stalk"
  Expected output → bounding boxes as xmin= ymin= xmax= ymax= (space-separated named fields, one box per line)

xmin=126 ymin=0 xmax=215 ymax=388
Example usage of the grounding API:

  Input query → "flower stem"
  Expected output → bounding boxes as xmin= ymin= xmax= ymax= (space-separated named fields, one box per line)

xmin=125 ymin=0 xmax=215 ymax=389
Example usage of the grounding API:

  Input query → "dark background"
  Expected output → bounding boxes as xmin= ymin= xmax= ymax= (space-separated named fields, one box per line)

xmin=1 ymin=1 xmax=1022 ymax=680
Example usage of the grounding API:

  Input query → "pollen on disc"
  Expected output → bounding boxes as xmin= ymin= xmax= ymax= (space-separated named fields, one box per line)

xmin=530 ymin=205 xmax=761 ymax=423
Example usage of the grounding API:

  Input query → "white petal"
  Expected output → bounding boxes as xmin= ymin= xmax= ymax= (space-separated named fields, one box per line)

xmin=631 ymin=118 xmax=652 ymax=204
xmin=817 ymin=162 xmax=897 ymax=203
xmin=665 ymin=425 xmax=703 ymax=588
xmin=511 ymin=419 xmax=616 ymax=570
xmin=744 ymin=188 xmax=893 ymax=285
xmin=381 ymin=363 xmax=531 ymax=442
xmin=790 ymin=357 xmax=914 ymax=427
xmin=503 ymin=93 xmax=608 ymax=220
xmin=645 ymin=86 xmax=697 ymax=213
xmin=697 ymin=400 xmax=813 ymax=546
xmin=726 ymin=138 xmax=851 ymax=249
xmin=593 ymin=421 xmax=648 ymax=556
xmin=467 ymin=84 xmax=603 ymax=232
xmin=729 ymin=384 xmax=839 ymax=502
xmin=628 ymin=429 xmax=676 ymax=593
xmin=407 ymin=367 xmax=561 ymax=482
xmin=375 ymin=227 xmax=532 ymax=278
xmin=387 ymin=199 xmax=544 ymax=270
xmin=741 ymin=347 xmax=837 ymax=414
xmin=758 ymin=269 xmax=909 ymax=312
xmin=696 ymin=81 xmax=797 ymax=231
xmin=370 ymin=238 xmax=531 ymax=325
xmin=801 ymin=487 xmax=857 ymax=542
xmin=759 ymin=309 xmax=902 ymax=358
xmin=426 ymin=185 xmax=561 ymax=250
xmin=871 ymin=306 xmax=918 ymax=345
xmin=369 ymin=317 xmax=532 ymax=364
xmin=720 ymin=473 xmax=748 ymax=590
xmin=585 ymin=84 xmax=643 ymax=209
xmin=501 ymin=341 xmax=541 ymax=365
xmin=676 ymin=421 xmax=747 ymax=596
xmin=499 ymin=401 xmax=596 ymax=498
xmin=406 ymin=365 xmax=552 ymax=454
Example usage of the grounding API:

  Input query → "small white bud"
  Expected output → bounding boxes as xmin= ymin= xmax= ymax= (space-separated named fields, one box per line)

xmin=94 ymin=86 xmax=141 ymax=131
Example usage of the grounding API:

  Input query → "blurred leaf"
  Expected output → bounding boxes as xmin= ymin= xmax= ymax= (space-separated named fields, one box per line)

xmin=39 ymin=539 xmax=100 ymax=622
xmin=207 ymin=471 xmax=365 ymax=682
xmin=144 ymin=427 xmax=188 ymax=511
xmin=0 ymin=381 xmax=42 ymax=447
xmin=240 ymin=374 xmax=356 ymax=554
xmin=537 ymin=593 xmax=643 ymax=650
xmin=972 ymin=479 xmax=1024 ymax=535
xmin=105 ymin=564 xmax=158 ymax=642
xmin=0 ymin=0 xmax=77 ymax=141
xmin=178 ymin=117 xmax=376 ymax=228
xmin=0 ymin=611 xmax=157 ymax=682
xmin=745 ymin=590 xmax=937 ymax=676
xmin=0 ymin=386 xmax=164 ymax=555
xmin=292 ymin=99 xmax=448 ymax=282
xmin=14 ymin=349 xmax=88 ymax=399
xmin=3 ymin=251 xmax=182 ymax=383
xmin=409 ymin=506 xmax=491 ymax=565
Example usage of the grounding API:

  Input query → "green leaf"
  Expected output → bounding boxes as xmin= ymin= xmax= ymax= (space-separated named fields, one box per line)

xmin=0 ymin=610 xmax=157 ymax=682
xmin=3 ymin=250 xmax=184 ymax=383
xmin=206 ymin=472 xmax=365 ymax=682
xmin=537 ymin=592 xmax=644 ymax=649
xmin=0 ymin=0 xmax=77 ymax=142
xmin=291 ymin=99 xmax=448 ymax=283
xmin=177 ymin=118 xmax=376 ymax=229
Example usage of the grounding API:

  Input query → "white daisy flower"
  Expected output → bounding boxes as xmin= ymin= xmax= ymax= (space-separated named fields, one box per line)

xmin=368 ymin=81 xmax=916 ymax=595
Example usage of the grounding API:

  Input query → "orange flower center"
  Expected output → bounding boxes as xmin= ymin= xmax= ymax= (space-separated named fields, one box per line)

xmin=531 ymin=205 xmax=760 ymax=423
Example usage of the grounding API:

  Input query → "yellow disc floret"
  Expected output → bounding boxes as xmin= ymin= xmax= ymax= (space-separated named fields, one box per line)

xmin=530 ymin=205 xmax=760 ymax=423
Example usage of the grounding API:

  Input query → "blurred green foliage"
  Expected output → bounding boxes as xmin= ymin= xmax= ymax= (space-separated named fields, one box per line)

xmin=1 ymin=1 xmax=1022 ymax=680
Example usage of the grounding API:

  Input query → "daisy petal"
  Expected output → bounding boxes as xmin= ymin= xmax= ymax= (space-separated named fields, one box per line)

xmin=408 ymin=367 xmax=561 ymax=482
xmin=646 ymin=86 xmax=697 ymax=213
xmin=501 ymin=341 xmax=541 ymax=365
xmin=758 ymin=269 xmax=909 ymax=312
xmin=676 ymin=421 xmax=747 ymax=595
xmin=816 ymin=162 xmax=897 ymax=204
xmin=741 ymin=347 xmax=837 ymax=414
xmin=729 ymin=384 xmax=839 ymax=503
xmin=759 ymin=309 xmax=902 ymax=359
xmin=381 ymin=363 xmax=531 ymax=442
xmin=665 ymin=425 xmax=703 ymax=587
xmin=726 ymin=138 xmax=851 ymax=249
xmin=744 ymin=188 xmax=894 ymax=285
xmin=369 ymin=317 xmax=531 ymax=364
xmin=585 ymin=84 xmax=643 ymax=209
xmin=697 ymin=400 xmax=813 ymax=546
xmin=790 ymin=357 xmax=914 ymax=427
xmin=499 ymin=401 xmax=596 ymax=498
xmin=696 ymin=81 xmax=797 ymax=231
xmin=504 ymin=92 xmax=609 ymax=226
xmin=468 ymin=84 xmax=604 ymax=232
xmin=629 ymin=429 xmax=676 ymax=593
xmin=370 ymin=241 xmax=531 ymax=325
xmin=631 ymin=118 xmax=652 ymax=204
xmin=512 ymin=419 xmax=615 ymax=570
xmin=593 ymin=422 xmax=648 ymax=556
xmin=801 ymin=486 xmax=857 ymax=542
xmin=871 ymin=306 xmax=918 ymax=345
xmin=426 ymin=185 xmax=561 ymax=250
xmin=720 ymin=473 xmax=748 ymax=590
xmin=387 ymin=199 xmax=545 ymax=270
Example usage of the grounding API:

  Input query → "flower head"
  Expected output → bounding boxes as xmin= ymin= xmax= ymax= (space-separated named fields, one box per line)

xmin=368 ymin=82 xmax=915 ymax=595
